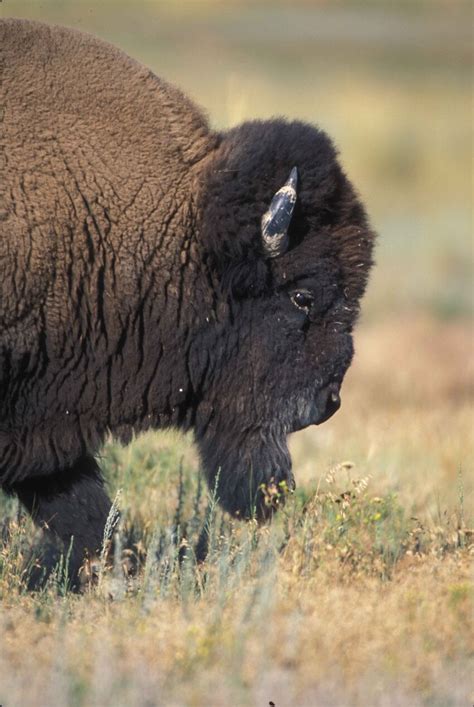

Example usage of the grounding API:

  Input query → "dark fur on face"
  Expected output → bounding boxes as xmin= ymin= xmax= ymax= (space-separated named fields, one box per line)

xmin=192 ymin=120 xmax=375 ymax=518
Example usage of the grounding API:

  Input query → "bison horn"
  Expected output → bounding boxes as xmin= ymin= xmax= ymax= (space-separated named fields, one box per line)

xmin=261 ymin=166 xmax=298 ymax=258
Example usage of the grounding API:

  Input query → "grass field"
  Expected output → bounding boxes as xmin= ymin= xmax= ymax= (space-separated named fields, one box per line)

xmin=0 ymin=2 xmax=473 ymax=706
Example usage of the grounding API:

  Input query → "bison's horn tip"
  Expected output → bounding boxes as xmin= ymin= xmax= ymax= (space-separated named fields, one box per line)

xmin=261 ymin=166 xmax=299 ymax=258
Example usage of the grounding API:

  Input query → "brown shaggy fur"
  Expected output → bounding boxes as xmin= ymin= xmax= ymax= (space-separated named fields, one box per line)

xmin=0 ymin=19 xmax=375 ymax=584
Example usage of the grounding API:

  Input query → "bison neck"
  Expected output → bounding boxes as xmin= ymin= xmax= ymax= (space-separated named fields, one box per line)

xmin=49 ymin=183 xmax=214 ymax=442
xmin=0 ymin=19 xmax=220 ymax=478
xmin=0 ymin=173 xmax=214 ymax=479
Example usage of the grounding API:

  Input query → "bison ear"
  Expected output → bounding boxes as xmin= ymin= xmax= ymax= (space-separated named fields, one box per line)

xmin=261 ymin=166 xmax=298 ymax=258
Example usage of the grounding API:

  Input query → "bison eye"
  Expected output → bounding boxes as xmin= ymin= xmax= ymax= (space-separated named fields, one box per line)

xmin=290 ymin=289 xmax=314 ymax=313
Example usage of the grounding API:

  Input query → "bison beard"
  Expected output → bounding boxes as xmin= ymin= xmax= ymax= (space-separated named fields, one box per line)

xmin=0 ymin=19 xmax=375 ymax=588
xmin=199 ymin=428 xmax=293 ymax=519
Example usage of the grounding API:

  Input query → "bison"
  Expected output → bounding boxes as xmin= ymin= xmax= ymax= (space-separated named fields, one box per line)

xmin=0 ymin=19 xmax=375 ymax=584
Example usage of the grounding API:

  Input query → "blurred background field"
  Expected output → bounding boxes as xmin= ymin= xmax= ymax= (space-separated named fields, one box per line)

xmin=0 ymin=1 xmax=472 ymax=706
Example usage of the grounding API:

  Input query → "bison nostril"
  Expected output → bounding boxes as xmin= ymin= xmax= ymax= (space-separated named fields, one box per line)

xmin=322 ymin=383 xmax=341 ymax=421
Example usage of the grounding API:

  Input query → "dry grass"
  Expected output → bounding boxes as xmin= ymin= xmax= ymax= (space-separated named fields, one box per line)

xmin=0 ymin=315 xmax=472 ymax=707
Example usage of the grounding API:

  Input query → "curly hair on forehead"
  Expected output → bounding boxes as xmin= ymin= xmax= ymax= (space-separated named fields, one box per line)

xmin=196 ymin=119 xmax=373 ymax=298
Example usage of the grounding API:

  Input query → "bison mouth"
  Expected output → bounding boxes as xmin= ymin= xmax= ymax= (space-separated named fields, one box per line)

xmin=289 ymin=382 xmax=341 ymax=432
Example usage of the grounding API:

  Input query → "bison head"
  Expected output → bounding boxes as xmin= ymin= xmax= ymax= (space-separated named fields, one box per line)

xmin=192 ymin=119 xmax=375 ymax=519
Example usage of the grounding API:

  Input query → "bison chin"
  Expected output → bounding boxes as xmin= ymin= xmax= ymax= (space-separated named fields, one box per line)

xmin=197 ymin=427 xmax=294 ymax=521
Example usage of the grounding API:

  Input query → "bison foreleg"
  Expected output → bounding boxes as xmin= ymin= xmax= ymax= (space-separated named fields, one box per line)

xmin=13 ymin=455 xmax=112 ymax=589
